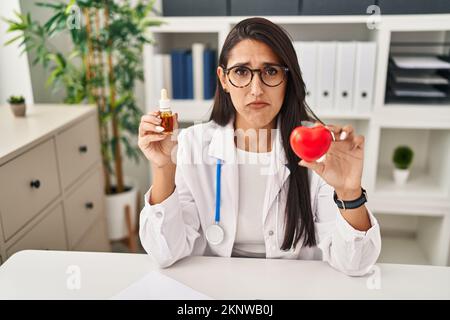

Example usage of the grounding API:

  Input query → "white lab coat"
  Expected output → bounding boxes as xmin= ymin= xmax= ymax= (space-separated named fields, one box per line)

xmin=139 ymin=117 xmax=381 ymax=276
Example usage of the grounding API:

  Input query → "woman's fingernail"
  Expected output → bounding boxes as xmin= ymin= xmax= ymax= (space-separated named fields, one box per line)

xmin=155 ymin=126 xmax=165 ymax=132
xmin=317 ymin=155 xmax=326 ymax=163
xmin=340 ymin=131 xmax=347 ymax=140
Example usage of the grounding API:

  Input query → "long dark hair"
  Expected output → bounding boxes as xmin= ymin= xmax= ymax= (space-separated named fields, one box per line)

xmin=209 ymin=17 xmax=323 ymax=249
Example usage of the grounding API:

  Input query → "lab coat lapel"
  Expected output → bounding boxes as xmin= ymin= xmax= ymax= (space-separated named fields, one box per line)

xmin=262 ymin=117 xmax=290 ymax=227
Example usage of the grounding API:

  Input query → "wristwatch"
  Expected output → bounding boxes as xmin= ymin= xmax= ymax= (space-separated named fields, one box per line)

xmin=333 ymin=187 xmax=368 ymax=210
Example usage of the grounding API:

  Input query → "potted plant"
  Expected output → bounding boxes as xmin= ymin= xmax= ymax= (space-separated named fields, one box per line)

xmin=8 ymin=95 xmax=26 ymax=117
xmin=4 ymin=0 xmax=164 ymax=250
xmin=392 ymin=145 xmax=414 ymax=186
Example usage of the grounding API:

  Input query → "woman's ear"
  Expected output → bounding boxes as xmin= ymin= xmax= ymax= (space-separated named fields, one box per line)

xmin=217 ymin=66 xmax=229 ymax=93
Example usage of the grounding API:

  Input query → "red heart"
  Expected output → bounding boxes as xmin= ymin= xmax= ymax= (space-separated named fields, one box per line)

xmin=290 ymin=125 xmax=332 ymax=162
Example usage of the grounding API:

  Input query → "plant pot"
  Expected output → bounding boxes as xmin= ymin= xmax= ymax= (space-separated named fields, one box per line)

xmin=105 ymin=178 xmax=139 ymax=241
xmin=393 ymin=168 xmax=410 ymax=186
xmin=10 ymin=103 xmax=26 ymax=117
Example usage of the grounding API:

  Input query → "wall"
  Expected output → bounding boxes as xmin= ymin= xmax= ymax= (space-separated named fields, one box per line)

xmin=0 ymin=0 xmax=34 ymax=105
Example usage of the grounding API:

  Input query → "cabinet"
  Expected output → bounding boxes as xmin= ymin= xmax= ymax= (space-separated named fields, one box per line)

xmin=144 ymin=15 xmax=450 ymax=266
xmin=0 ymin=105 xmax=111 ymax=263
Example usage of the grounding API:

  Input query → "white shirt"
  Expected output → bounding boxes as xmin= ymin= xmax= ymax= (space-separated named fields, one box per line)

xmin=139 ymin=117 xmax=382 ymax=276
xmin=232 ymin=147 xmax=272 ymax=258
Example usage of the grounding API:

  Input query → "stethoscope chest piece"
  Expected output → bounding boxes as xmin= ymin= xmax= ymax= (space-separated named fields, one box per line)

xmin=206 ymin=223 xmax=224 ymax=245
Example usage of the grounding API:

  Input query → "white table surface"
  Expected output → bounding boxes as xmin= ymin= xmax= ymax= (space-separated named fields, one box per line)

xmin=0 ymin=250 xmax=449 ymax=300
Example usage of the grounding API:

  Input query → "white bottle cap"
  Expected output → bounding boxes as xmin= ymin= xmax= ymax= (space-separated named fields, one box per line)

xmin=159 ymin=88 xmax=171 ymax=112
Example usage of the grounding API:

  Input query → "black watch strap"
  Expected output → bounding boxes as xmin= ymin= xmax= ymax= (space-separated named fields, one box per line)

xmin=333 ymin=188 xmax=368 ymax=210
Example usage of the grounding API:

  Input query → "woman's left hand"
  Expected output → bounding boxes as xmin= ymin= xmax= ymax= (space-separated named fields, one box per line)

xmin=298 ymin=124 xmax=364 ymax=199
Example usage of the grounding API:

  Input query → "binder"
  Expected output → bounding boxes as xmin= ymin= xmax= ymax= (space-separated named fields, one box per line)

xmin=185 ymin=51 xmax=193 ymax=99
xmin=153 ymin=54 xmax=165 ymax=102
xmin=353 ymin=42 xmax=377 ymax=112
xmin=162 ymin=54 xmax=172 ymax=99
xmin=294 ymin=41 xmax=318 ymax=108
xmin=203 ymin=49 xmax=216 ymax=99
xmin=316 ymin=42 xmax=337 ymax=111
xmin=335 ymin=42 xmax=356 ymax=112
xmin=153 ymin=54 xmax=173 ymax=101
xmin=171 ymin=50 xmax=186 ymax=99
xmin=192 ymin=43 xmax=205 ymax=100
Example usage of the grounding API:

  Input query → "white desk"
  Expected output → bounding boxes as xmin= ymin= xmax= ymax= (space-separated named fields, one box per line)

xmin=0 ymin=250 xmax=449 ymax=299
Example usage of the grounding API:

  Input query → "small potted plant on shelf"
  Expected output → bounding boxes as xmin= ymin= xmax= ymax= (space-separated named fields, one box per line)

xmin=392 ymin=145 xmax=414 ymax=186
xmin=7 ymin=95 xmax=26 ymax=117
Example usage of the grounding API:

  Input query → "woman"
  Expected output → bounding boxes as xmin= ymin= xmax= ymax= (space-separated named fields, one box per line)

xmin=138 ymin=17 xmax=381 ymax=276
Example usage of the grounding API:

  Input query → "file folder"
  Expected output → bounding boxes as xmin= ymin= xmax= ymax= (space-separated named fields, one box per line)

xmin=317 ymin=42 xmax=337 ymax=111
xmin=353 ymin=42 xmax=377 ymax=112
xmin=294 ymin=41 xmax=318 ymax=108
xmin=335 ymin=42 xmax=356 ymax=112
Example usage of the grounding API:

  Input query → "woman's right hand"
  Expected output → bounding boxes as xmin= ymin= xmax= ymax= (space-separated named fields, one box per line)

xmin=138 ymin=110 xmax=179 ymax=168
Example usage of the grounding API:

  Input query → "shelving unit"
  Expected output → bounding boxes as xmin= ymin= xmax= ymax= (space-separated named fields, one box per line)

xmin=144 ymin=14 xmax=450 ymax=266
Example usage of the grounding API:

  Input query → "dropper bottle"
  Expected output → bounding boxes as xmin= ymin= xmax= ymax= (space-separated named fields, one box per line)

xmin=159 ymin=88 xmax=173 ymax=135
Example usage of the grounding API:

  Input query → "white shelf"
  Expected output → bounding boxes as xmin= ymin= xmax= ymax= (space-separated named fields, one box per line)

xmin=150 ymin=15 xmax=450 ymax=28
xmin=375 ymin=167 xmax=448 ymax=199
xmin=378 ymin=105 xmax=450 ymax=129
xmin=378 ymin=236 xmax=430 ymax=265
xmin=369 ymin=196 xmax=450 ymax=217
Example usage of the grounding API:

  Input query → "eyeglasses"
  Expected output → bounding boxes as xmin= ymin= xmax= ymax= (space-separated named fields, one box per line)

xmin=221 ymin=64 xmax=289 ymax=88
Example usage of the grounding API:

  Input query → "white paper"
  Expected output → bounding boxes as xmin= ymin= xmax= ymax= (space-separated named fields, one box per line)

xmin=392 ymin=55 xmax=450 ymax=69
xmin=393 ymin=87 xmax=446 ymax=98
xmin=111 ymin=271 xmax=212 ymax=300
xmin=394 ymin=73 xmax=449 ymax=85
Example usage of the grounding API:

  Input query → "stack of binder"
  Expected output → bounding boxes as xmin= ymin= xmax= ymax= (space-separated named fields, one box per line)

xmin=152 ymin=43 xmax=217 ymax=101
xmin=386 ymin=43 xmax=450 ymax=104
xmin=294 ymin=41 xmax=377 ymax=113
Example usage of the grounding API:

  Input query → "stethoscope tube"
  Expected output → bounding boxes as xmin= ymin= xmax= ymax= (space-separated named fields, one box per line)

xmin=215 ymin=158 xmax=222 ymax=223
xmin=205 ymin=158 xmax=225 ymax=245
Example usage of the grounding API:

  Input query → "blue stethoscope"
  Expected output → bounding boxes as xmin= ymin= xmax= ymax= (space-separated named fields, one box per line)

xmin=205 ymin=159 xmax=225 ymax=245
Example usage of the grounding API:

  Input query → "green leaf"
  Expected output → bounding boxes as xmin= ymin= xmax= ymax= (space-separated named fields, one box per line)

xmin=3 ymin=34 xmax=23 ymax=46
xmin=35 ymin=2 xmax=65 ymax=10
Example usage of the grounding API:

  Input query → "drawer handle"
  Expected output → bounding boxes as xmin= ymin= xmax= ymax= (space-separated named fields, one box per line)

xmin=79 ymin=145 xmax=88 ymax=153
xmin=30 ymin=179 xmax=41 ymax=189
xmin=85 ymin=202 xmax=94 ymax=210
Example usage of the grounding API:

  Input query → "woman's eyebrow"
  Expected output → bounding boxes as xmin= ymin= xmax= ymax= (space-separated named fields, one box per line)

xmin=229 ymin=61 xmax=279 ymax=68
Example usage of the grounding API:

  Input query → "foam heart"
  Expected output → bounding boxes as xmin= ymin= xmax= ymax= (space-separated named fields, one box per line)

xmin=290 ymin=125 xmax=333 ymax=162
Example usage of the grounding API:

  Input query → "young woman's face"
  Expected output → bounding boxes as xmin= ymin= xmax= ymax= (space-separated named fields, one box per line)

xmin=217 ymin=39 xmax=287 ymax=129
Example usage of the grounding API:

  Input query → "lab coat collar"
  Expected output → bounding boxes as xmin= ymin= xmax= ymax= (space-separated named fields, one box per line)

xmin=207 ymin=117 xmax=237 ymax=163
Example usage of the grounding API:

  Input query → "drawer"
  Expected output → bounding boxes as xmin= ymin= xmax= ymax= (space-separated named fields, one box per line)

xmin=64 ymin=170 xmax=104 ymax=247
xmin=6 ymin=204 xmax=67 ymax=257
xmin=56 ymin=115 xmax=101 ymax=188
xmin=0 ymin=139 xmax=61 ymax=240
xmin=73 ymin=217 xmax=111 ymax=252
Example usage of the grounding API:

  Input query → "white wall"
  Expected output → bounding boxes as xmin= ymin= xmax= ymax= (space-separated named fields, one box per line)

xmin=0 ymin=0 xmax=34 ymax=104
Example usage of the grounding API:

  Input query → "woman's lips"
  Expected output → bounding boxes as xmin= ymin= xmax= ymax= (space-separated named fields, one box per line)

xmin=248 ymin=102 xmax=269 ymax=109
